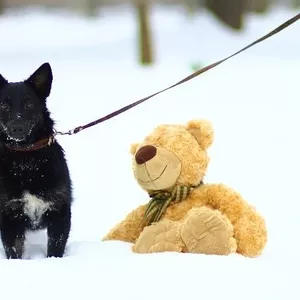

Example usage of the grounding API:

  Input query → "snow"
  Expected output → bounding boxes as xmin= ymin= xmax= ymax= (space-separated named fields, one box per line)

xmin=0 ymin=4 xmax=299 ymax=299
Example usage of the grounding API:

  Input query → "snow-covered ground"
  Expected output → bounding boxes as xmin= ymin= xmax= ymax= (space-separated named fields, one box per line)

xmin=0 ymin=4 xmax=299 ymax=299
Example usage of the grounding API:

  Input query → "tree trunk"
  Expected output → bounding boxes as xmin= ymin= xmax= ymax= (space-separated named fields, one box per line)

xmin=136 ymin=0 xmax=154 ymax=65
xmin=248 ymin=0 xmax=270 ymax=14
xmin=184 ymin=0 xmax=201 ymax=16
xmin=67 ymin=0 xmax=98 ymax=17
xmin=0 ymin=0 xmax=4 ymax=15
xmin=205 ymin=0 xmax=247 ymax=30
xmin=292 ymin=0 xmax=300 ymax=7
xmin=85 ymin=0 xmax=98 ymax=17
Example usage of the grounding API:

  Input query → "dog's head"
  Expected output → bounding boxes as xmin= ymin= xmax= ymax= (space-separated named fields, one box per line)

xmin=0 ymin=63 xmax=53 ymax=143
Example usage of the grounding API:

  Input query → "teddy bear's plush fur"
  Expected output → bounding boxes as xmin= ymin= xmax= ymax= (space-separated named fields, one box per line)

xmin=103 ymin=119 xmax=267 ymax=257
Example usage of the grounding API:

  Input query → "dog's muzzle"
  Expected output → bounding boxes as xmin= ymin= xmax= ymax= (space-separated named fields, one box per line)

xmin=6 ymin=121 xmax=30 ymax=141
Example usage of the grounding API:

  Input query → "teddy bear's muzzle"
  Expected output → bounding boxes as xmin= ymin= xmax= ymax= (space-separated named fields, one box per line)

xmin=133 ymin=145 xmax=182 ymax=191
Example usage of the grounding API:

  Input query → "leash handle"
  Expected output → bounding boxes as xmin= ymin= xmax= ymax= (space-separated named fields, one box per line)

xmin=55 ymin=12 xmax=300 ymax=137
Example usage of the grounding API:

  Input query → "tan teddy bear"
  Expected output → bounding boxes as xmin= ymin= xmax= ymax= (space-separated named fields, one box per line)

xmin=103 ymin=119 xmax=267 ymax=257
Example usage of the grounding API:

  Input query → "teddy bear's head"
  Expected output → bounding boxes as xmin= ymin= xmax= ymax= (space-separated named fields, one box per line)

xmin=130 ymin=119 xmax=214 ymax=193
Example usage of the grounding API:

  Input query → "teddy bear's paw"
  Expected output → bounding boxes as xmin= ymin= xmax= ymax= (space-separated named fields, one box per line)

xmin=180 ymin=207 xmax=237 ymax=255
xmin=132 ymin=220 xmax=184 ymax=254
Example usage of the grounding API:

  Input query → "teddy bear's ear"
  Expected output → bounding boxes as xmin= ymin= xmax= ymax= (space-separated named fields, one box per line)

xmin=129 ymin=143 xmax=140 ymax=155
xmin=186 ymin=119 xmax=214 ymax=150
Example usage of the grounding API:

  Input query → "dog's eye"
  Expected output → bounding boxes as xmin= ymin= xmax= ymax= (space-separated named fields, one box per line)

xmin=0 ymin=102 xmax=9 ymax=111
xmin=25 ymin=101 xmax=34 ymax=109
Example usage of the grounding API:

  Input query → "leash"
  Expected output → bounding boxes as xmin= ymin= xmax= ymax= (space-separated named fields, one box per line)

xmin=55 ymin=12 xmax=300 ymax=137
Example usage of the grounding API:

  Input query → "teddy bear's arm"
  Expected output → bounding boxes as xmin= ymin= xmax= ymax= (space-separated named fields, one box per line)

xmin=102 ymin=204 xmax=147 ymax=243
xmin=193 ymin=184 xmax=267 ymax=257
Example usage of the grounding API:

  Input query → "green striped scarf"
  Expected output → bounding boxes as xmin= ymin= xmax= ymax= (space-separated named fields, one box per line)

xmin=143 ymin=183 xmax=202 ymax=226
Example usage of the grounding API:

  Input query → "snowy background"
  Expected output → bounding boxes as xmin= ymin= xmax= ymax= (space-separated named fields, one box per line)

xmin=0 ymin=4 xmax=299 ymax=299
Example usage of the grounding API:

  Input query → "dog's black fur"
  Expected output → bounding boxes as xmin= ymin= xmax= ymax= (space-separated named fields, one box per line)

xmin=0 ymin=63 xmax=73 ymax=259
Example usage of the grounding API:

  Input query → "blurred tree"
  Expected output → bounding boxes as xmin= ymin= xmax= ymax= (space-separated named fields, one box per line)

xmin=135 ymin=0 xmax=154 ymax=65
xmin=68 ymin=0 xmax=98 ymax=17
xmin=292 ymin=0 xmax=300 ymax=7
xmin=248 ymin=0 xmax=270 ymax=13
xmin=85 ymin=0 xmax=98 ymax=17
xmin=0 ymin=0 xmax=4 ymax=15
xmin=185 ymin=0 xmax=200 ymax=16
xmin=205 ymin=0 xmax=248 ymax=30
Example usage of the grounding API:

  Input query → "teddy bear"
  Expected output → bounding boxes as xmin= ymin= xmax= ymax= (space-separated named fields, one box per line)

xmin=103 ymin=119 xmax=267 ymax=257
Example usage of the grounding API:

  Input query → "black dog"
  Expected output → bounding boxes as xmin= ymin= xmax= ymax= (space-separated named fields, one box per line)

xmin=0 ymin=63 xmax=73 ymax=259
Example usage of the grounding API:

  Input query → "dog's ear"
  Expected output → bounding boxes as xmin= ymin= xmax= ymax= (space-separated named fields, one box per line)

xmin=26 ymin=62 xmax=53 ymax=99
xmin=0 ymin=74 xmax=8 ymax=90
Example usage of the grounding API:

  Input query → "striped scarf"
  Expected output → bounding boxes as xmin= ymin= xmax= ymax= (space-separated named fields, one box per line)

xmin=143 ymin=182 xmax=202 ymax=226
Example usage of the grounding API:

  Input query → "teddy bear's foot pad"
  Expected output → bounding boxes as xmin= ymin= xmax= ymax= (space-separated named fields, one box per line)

xmin=132 ymin=220 xmax=184 ymax=253
xmin=181 ymin=207 xmax=237 ymax=255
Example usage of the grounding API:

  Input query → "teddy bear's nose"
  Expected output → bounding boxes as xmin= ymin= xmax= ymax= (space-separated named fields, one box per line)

xmin=135 ymin=145 xmax=157 ymax=164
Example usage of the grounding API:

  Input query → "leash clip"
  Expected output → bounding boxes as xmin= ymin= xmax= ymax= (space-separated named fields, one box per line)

xmin=48 ymin=136 xmax=55 ymax=146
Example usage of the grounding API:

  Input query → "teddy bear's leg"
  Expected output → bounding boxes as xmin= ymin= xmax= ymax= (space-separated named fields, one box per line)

xmin=180 ymin=207 xmax=237 ymax=255
xmin=233 ymin=211 xmax=267 ymax=257
xmin=132 ymin=220 xmax=185 ymax=253
xmin=196 ymin=184 xmax=267 ymax=257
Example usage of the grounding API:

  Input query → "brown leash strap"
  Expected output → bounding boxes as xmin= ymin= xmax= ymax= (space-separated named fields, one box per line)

xmin=55 ymin=12 xmax=300 ymax=137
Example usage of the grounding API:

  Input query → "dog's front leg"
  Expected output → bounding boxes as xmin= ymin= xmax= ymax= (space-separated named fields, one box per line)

xmin=1 ymin=213 xmax=25 ymax=259
xmin=46 ymin=204 xmax=71 ymax=258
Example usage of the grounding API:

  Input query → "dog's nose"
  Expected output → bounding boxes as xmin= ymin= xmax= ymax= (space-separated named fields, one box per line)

xmin=135 ymin=145 xmax=157 ymax=164
xmin=8 ymin=124 xmax=25 ymax=136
